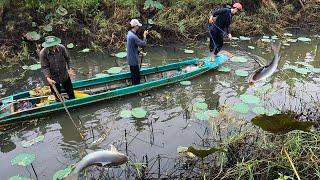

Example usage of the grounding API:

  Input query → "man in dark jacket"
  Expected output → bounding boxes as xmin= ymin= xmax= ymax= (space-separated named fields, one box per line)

xmin=208 ymin=3 xmax=243 ymax=58
xmin=40 ymin=36 xmax=75 ymax=100
xmin=127 ymin=19 xmax=149 ymax=85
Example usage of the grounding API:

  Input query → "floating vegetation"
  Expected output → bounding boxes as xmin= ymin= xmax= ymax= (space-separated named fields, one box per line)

xmin=261 ymin=38 xmax=271 ymax=43
xmin=53 ymin=166 xmax=72 ymax=180
xmin=262 ymin=36 xmax=270 ymax=39
xmin=192 ymin=101 xmax=208 ymax=111
xmin=217 ymin=66 xmax=231 ymax=72
xmin=194 ymin=109 xmax=219 ymax=121
xmin=239 ymin=36 xmax=251 ymax=41
xmin=180 ymin=81 xmax=191 ymax=86
xmin=119 ymin=110 xmax=132 ymax=118
xmin=22 ymin=64 xmax=41 ymax=71
xmin=286 ymin=38 xmax=297 ymax=43
xmin=252 ymin=106 xmax=266 ymax=115
xmin=230 ymin=56 xmax=248 ymax=63
xmin=21 ymin=135 xmax=45 ymax=148
xmin=115 ymin=52 xmax=127 ymax=58
xmin=184 ymin=49 xmax=194 ymax=54
xmin=9 ymin=176 xmax=31 ymax=180
xmin=248 ymin=46 xmax=255 ymax=50
xmin=56 ymin=6 xmax=68 ymax=16
xmin=294 ymin=67 xmax=310 ymax=75
xmin=106 ymin=67 xmax=122 ymax=74
xmin=43 ymin=24 xmax=53 ymax=32
xmin=240 ymin=94 xmax=260 ymax=104
xmin=252 ymin=114 xmax=315 ymax=134
xmin=232 ymin=102 xmax=249 ymax=114
xmin=297 ymin=37 xmax=311 ymax=42
xmin=131 ymin=107 xmax=147 ymax=118
xmin=235 ymin=69 xmax=249 ymax=77
xmin=271 ymin=35 xmax=278 ymax=40
xmin=284 ymin=33 xmax=293 ymax=37
xmin=187 ymin=146 xmax=226 ymax=159
xmin=11 ymin=153 xmax=36 ymax=166
xmin=66 ymin=43 xmax=74 ymax=49
xmin=80 ymin=48 xmax=90 ymax=53
xmin=25 ymin=31 xmax=41 ymax=41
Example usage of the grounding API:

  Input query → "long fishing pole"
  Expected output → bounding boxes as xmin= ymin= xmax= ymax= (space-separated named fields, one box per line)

xmin=51 ymin=84 xmax=84 ymax=139
xmin=140 ymin=11 xmax=149 ymax=69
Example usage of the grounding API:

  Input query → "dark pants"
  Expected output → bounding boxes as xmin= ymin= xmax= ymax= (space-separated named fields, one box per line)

xmin=209 ymin=26 xmax=224 ymax=55
xmin=50 ymin=77 xmax=75 ymax=100
xmin=130 ymin=66 xmax=140 ymax=85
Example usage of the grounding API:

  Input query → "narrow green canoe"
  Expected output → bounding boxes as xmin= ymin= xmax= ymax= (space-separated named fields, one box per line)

xmin=0 ymin=55 xmax=229 ymax=125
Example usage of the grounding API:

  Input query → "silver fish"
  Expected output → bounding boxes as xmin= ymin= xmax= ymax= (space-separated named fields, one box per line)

xmin=249 ymin=42 xmax=282 ymax=84
xmin=66 ymin=145 xmax=128 ymax=180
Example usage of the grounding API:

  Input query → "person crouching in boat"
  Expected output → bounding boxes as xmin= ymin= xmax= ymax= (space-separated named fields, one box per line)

xmin=40 ymin=36 xmax=75 ymax=100
xmin=127 ymin=19 xmax=149 ymax=85
xmin=208 ymin=3 xmax=243 ymax=58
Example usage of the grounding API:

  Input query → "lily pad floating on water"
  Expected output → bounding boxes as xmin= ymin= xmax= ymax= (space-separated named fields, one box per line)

xmin=231 ymin=37 xmax=239 ymax=40
xmin=271 ymin=35 xmax=278 ymax=40
xmin=266 ymin=108 xmax=281 ymax=116
xmin=248 ymin=46 xmax=255 ymax=50
xmin=184 ymin=49 xmax=194 ymax=54
xmin=29 ymin=64 xmax=41 ymax=71
xmin=95 ymin=73 xmax=109 ymax=78
xmin=294 ymin=67 xmax=310 ymax=75
xmin=115 ymin=52 xmax=127 ymax=58
xmin=32 ymin=22 xmax=37 ymax=27
xmin=239 ymin=36 xmax=251 ymax=41
xmin=21 ymin=135 xmax=45 ymax=148
xmin=9 ymin=176 xmax=31 ymax=180
xmin=53 ymin=166 xmax=72 ymax=180
xmin=43 ymin=24 xmax=53 ymax=32
xmin=286 ymin=38 xmax=297 ymax=43
xmin=218 ymin=66 xmax=231 ymax=72
xmin=66 ymin=43 xmax=74 ymax=49
xmin=262 ymin=36 xmax=270 ymax=39
xmin=195 ymin=112 xmax=210 ymax=121
xmin=261 ymin=38 xmax=271 ymax=43
xmin=284 ymin=33 xmax=293 ymax=37
xmin=231 ymin=56 xmax=248 ymax=63
xmin=252 ymin=106 xmax=266 ymax=115
xmin=235 ymin=69 xmax=249 ymax=77
xmin=22 ymin=65 xmax=29 ymax=70
xmin=81 ymin=48 xmax=90 ymax=53
xmin=252 ymin=114 xmax=315 ymax=134
xmin=232 ymin=102 xmax=249 ymax=114
xmin=187 ymin=146 xmax=226 ymax=159
xmin=282 ymin=64 xmax=298 ymax=70
xmin=297 ymin=37 xmax=311 ymax=42
xmin=283 ymin=43 xmax=290 ymax=46
xmin=148 ymin=19 xmax=155 ymax=25
xmin=131 ymin=107 xmax=147 ymax=118
xmin=119 ymin=110 xmax=132 ymax=118
xmin=240 ymin=94 xmax=260 ymax=104
xmin=11 ymin=153 xmax=36 ymax=166
xmin=204 ymin=109 xmax=219 ymax=118
xmin=107 ymin=67 xmax=122 ymax=74
xmin=193 ymin=102 xmax=208 ymax=111
xmin=26 ymin=31 xmax=41 ymax=41
xmin=180 ymin=80 xmax=191 ymax=86
xmin=56 ymin=6 xmax=68 ymax=16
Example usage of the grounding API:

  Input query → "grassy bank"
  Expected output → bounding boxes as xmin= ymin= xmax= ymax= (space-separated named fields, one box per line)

xmin=0 ymin=0 xmax=319 ymax=66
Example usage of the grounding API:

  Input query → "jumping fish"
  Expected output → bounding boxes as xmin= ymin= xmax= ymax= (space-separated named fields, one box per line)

xmin=66 ymin=145 xmax=128 ymax=180
xmin=249 ymin=42 xmax=281 ymax=84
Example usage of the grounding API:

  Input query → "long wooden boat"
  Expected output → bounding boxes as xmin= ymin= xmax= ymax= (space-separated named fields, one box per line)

xmin=0 ymin=54 xmax=229 ymax=125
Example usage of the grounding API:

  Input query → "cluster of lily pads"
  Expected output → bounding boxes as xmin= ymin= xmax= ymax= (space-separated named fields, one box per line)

xmin=283 ymin=61 xmax=320 ymax=75
xmin=231 ymin=94 xmax=280 ymax=116
xmin=22 ymin=64 xmax=41 ymax=71
xmin=191 ymin=99 xmax=219 ymax=121
xmin=119 ymin=107 xmax=148 ymax=119
xmin=95 ymin=67 xmax=123 ymax=78
xmin=217 ymin=56 xmax=249 ymax=77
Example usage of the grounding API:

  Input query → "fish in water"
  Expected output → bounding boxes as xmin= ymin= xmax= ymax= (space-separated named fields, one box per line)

xmin=66 ymin=145 xmax=128 ymax=180
xmin=248 ymin=42 xmax=281 ymax=84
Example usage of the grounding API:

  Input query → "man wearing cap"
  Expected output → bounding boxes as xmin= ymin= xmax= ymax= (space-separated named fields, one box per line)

xmin=208 ymin=3 xmax=243 ymax=58
xmin=40 ymin=36 xmax=75 ymax=100
xmin=127 ymin=19 xmax=149 ymax=85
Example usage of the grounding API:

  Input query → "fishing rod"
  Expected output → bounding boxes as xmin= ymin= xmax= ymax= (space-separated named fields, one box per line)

xmin=140 ymin=11 xmax=150 ymax=69
xmin=51 ymin=84 xmax=85 ymax=139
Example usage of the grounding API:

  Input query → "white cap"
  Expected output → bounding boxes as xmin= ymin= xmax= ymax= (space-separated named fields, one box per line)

xmin=130 ymin=19 xmax=142 ymax=27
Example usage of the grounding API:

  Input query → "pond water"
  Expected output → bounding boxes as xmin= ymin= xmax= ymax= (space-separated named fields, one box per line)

xmin=0 ymin=34 xmax=319 ymax=179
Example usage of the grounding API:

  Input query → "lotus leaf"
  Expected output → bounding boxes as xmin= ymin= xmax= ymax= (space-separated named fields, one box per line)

xmin=239 ymin=36 xmax=251 ymax=41
xmin=131 ymin=107 xmax=147 ymax=118
xmin=26 ymin=31 xmax=41 ymax=41
xmin=193 ymin=102 xmax=208 ymax=111
xmin=252 ymin=106 xmax=266 ymax=115
xmin=248 ymin=46 xmax=255 ymax=50
xmin=218 ymin=66 xmax=231 ymax=72
xmin=180 ymin=81 xmax=191 ymax=86
xmin=53 ymin=166 xmax=72 ymax=180
xmin=231 ymin=56 xmax=247 ymax=63
xmin=29 ymin=64 xmax=41 ymax=71
xmin=11 ymin=153 xmax=36 ymax=166
xmin=235 ymin=70 xmax=249 ymax=77
xmin=21 ymin=135 xmax=45 ymax=148
xmin=44 ymin=24 xmax=53 ymax=32
xmin=184 ymin=49 xmax=194 ymax=54
xmin=119 ymin=110 xmax=132 ymax=118
xmin=115 ymin=52 xmax=127 ymax=58
xmin=107 ymin=67 xmax=122 ymax=74
xmin=81 ymin=48 xmax=90 ymax=53
xmin=67 ymin=43 xmax=74 ymax=49
xmin=95 ymin=73 xmax=109 ymax=78
xmin=240 ymin=94 xmax=260 ymax=104
xmin=298 ymin=37 xmax=311 ymax=42
xmin=232 ymin=103 xmax=249 ymax=114
xmin=9 ymin=176 xmax=30 ymax=180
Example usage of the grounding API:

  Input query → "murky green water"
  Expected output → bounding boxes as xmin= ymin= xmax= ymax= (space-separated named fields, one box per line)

xmin=0 ymin=34 xmax=319 ymax=179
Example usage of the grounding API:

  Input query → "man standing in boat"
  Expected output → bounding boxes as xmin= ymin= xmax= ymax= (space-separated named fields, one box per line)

xmin=127 ymin=19 xmax=149 ymax=85
xmin=40 ymin=36 xmax=75 ymax=100
xmin=208 ymin=3 xmax=243 ymax=58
